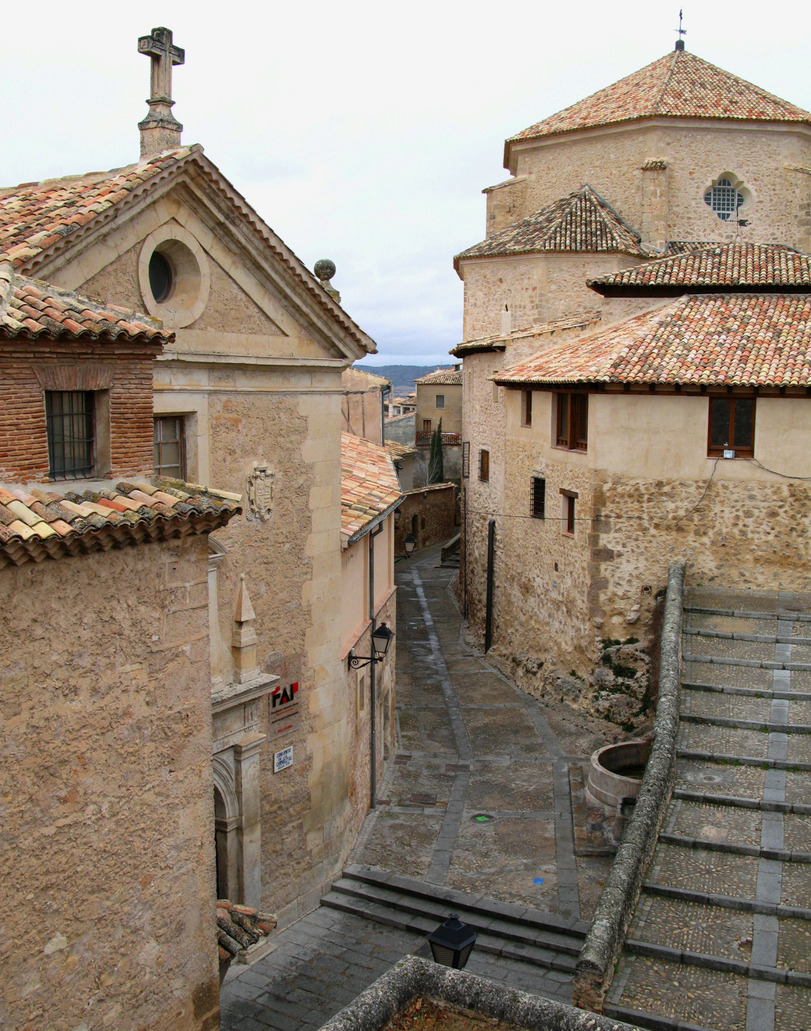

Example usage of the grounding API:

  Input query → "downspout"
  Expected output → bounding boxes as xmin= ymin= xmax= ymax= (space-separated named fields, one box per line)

xmin=368 ymin=520 xmax=385 ymax=808
xmin=484 ymin=518 xmax=495 ymax=652
xmin=381 ymin=384 xmax=390 ymax=447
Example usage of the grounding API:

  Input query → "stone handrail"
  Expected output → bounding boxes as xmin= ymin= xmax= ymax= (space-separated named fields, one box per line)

xmin=320 ymin=955 xmax=644 ymax=1031
xmin=573 ymin=562 xmax=685 ymax=1013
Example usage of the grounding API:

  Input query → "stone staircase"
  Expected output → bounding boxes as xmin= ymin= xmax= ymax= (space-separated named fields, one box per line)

xmin=606 ymin=588 xmax=811 ymax=1031
xmin=321 ymin=863 xmax=587 ymax=975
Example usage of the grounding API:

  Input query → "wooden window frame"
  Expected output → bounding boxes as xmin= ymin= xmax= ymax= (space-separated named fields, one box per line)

xmin=479 ymin=449 xmax=490 ymax=482
xmin=560 ymin=488 xmax=578 ymax=536
xmin=555 ymin=392 xmax=588 ymax=451
xmin=531 ymin=476 xmax=545 ymax=519
xmin=435 ymin=394 xmax=445 ymax=410
xmin=154 ymin=415 xmax=187 ymax=480
xmin=707 ymin=396 xmax=756 ymax=458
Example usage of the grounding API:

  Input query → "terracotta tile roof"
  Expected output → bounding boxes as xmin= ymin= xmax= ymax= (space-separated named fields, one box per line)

xmin=385 ymin=440 xmax=417 ymax=461
xmin=0 ymin=146 xmax=375 ymax=355
xmin=666 ymin=240 xmax=719 ymax=255
xmin=588 ymin=242 xmax=811 ymax=295
xmin=494 ymin=294 xmax=811 ymax=389
xmin=455 ymin=186 xmax=645 ymax=268
xmin=0 ymin=264 xmax=170 ymax=343
xmin=0 ymin=149 xmax=197 ymax=269
xmin=415 ymin=367 xmax=463 ymax=385
xmin=0 ymin=479 xmax=241 ymax=568
xmin=341 ymin=433 xmax=402 ymax=544
xmin=506 ymin=49 xmax=811 ymax=158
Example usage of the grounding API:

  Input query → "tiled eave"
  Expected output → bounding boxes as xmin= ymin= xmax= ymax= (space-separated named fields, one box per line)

xmin=0 ymin=479 xmax=241 ymax=569
xmin=450 ymin=340 xmax=507 ymax=358
xmin=493 ymin=293 xmax=811 ymax=390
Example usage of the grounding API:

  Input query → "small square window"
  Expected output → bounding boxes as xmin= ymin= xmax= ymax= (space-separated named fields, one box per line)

xmin=479 ymin=449 xmax=490 ymax=481
xmin=154 ymin=416 xmax=186 ymax=479
xmin=531 ymin=477 xmax=545 ymax=519
xmin=46 ymin=391 xmax=95 ymax=480
xmin=708 ymin=397 xmax=755 ymax=457
xmin=436 ymin=394 xmax=445 ymax=409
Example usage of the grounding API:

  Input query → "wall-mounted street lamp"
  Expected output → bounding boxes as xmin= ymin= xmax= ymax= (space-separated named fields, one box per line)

xmin=348 ymin=622 xmax=394 ymax=670
xmin=404 ymin=533 xmax=417 ymax=557
xmin=428 ymin=913 xmax=478 ymax=969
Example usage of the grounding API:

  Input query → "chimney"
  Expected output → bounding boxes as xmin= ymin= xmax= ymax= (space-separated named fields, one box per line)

xmin=138 ymin=27 xmax=185 ymax=158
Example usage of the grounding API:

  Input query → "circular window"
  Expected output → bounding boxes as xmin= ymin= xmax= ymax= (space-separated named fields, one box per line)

xmin=149 ymin=251 xmax=173 ymax=303
xmin=138 ymin=224 xmax=211 ymax=328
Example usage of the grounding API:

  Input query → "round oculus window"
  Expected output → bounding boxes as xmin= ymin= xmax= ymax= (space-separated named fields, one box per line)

xmin=149 ymin=250 xmax=173 ymax=303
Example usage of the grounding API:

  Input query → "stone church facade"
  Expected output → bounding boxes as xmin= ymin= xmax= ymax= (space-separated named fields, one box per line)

xmin=0 ymin=26 xmax=397 ymax=1031
xmin=455 ymin=45 xmax=811 ymax=725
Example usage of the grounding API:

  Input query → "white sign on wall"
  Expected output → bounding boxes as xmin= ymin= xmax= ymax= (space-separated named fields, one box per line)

xmin=274 ymin=746 xmax=293 ymax=773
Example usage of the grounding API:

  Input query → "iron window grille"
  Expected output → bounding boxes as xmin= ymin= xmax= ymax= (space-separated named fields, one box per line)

xmin=704 ymin=178 xmax=745 ymax=221
xmin=531 ymin=477 xmax=545 ymax=519
xmin=46 ymin=391 xmax=95 ymax=480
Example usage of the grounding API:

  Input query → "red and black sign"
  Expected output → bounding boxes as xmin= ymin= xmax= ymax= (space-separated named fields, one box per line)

xmin=270 ymin=682 xmax=299 ymax=737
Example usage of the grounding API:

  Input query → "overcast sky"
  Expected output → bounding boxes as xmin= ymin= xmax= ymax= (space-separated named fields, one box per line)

xmin=3 ymin=2 xmax=810 ymax=364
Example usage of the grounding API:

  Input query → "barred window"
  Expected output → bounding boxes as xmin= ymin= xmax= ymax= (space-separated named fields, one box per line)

xmin=704 ymin=177 xmax=745 ymax=221
xmin=531 ymin=477 xmax=545 ymax=519
xmin=46 ymin=391 xmax=95 ymax=480
xmin=462 ymin=441 xmax=470 ymax=479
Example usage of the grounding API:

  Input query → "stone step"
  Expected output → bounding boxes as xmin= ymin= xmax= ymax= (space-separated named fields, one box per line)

xmin=684 ymin=604 xmax=811 ymax=622
xmin=683 ymin=653 xmax=811 ymax=671
xmin=676 ymin=749 xmax=811 ymax=774
xmin=658 ymin=831 xmax=811 ymax=865
xmin=604 ymin=1001 xmax=717 ymax=1031
xmin=684 ymin=626 xmax=811 ymax=646
xmin=624 ymin=938 xmax=811 ymax=989
xmin=321 ymin=864 xmax=585 ymax=973
xmin=642 ymin=881 xmax=811 ymax=921
xmin=680 ymin=713 xmax=811 ymax=734
xmin=682 ymin=680 xmax=811 ymax=701
xmin=673 ymin=787 xmax=811 ymax=817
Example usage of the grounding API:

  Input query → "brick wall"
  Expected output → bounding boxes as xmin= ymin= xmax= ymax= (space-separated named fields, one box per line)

xmin=0 ymin=338 xmax=159 ymax=483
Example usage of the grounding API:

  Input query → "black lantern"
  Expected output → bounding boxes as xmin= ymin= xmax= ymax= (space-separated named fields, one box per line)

xmin=404 ymin=533 xmax=417 ymax=557
xmin=427 ymin=914 xmax=478 ymax=969
xmin=348 ymin=622 xmax=395 ymax=670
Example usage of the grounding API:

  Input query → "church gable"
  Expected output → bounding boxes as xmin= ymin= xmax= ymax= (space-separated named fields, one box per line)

xmin=0 ymin=147 xmax=375 ymax=363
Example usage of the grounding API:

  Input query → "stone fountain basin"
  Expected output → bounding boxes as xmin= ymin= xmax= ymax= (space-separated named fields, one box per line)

xmin=586 ymin=739 xmax=651 ymax=809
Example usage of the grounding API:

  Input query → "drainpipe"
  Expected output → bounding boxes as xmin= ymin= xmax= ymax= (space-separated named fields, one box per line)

xmin=381 ymin=384 xmax=390 ymax=447
xmin=484 ymin=518 xmax=495 ymax=652
xmin=368 ymin=521 xmax=384 ymax=808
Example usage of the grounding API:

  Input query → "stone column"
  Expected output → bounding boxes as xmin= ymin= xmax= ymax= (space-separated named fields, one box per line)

xmin=234 ymin=732 xmax=266 ymax=908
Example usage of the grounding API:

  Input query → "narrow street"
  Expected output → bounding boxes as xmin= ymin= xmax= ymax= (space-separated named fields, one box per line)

xmin=220 ymin=546 xmax=612 ymax=1030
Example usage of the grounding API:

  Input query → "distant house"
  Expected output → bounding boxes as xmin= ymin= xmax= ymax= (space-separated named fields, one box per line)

xmin=342 ymin=366 xmax=391 ymax=444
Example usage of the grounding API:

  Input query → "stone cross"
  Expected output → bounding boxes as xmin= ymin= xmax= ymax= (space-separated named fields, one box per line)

xmin=138 ymin=27 xmax=185 ymax=102
xmin=137 ymin=27 xmax=185 ymax=158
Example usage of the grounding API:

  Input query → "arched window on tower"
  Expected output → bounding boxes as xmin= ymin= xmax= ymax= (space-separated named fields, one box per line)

xmin=704 ymin=175 xmax=747 ymax=221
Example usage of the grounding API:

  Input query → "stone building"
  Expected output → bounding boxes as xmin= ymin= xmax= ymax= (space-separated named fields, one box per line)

xmin=0 ymin=27 xmax=395 ymax=1027
xmin=341 ymin=365 xmax=390 ymax=444
xmin=454 ymin=44 xmax=811 ymax=723
xmin=0 ymin=267 xmax=240 ymax=1031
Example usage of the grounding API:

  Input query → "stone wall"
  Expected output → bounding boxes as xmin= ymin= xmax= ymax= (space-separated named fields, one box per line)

xmin=463 ymin=385 xmax=811 ymax=726
xmin=0 ymin=536 xmax=219 ymax=1031
xmin=395 ymin=483 xmax=458 ymax=555
xmin=503 ymin=122 xmax=811 ymax=253
xmin=460 ymin=253 xmax=623 ymax=341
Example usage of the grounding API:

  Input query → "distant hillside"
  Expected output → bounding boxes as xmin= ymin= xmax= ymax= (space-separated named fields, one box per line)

xmin=354 ymin=363 xmax=455 ymax=398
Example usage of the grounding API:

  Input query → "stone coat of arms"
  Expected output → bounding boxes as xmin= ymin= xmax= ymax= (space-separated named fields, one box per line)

xmin=246 ymin=465 xmax=274 ymax=522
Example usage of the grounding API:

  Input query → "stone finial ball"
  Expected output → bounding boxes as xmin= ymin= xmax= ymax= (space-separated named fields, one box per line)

xmin=314 ymin=259 xmax=336 ymax=282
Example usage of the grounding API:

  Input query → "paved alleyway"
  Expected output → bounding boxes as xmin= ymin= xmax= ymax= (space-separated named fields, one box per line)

xmin=220 ymin=547 xmax=612 ymax=1030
